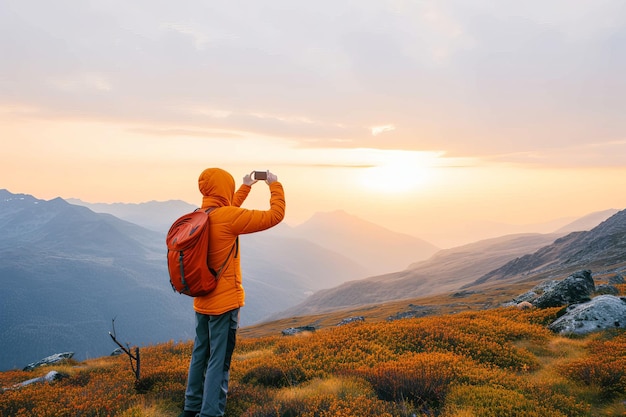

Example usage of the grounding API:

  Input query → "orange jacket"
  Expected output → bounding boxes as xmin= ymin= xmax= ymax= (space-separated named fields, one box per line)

xmin=193 ymin=168 xmax=286 ymax=315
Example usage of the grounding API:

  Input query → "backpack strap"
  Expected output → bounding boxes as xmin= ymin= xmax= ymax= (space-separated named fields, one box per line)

xmin=209 ymin=237 xmax=239 ymax=279
xmin=202 ymin=206 xmax=238 ymax=279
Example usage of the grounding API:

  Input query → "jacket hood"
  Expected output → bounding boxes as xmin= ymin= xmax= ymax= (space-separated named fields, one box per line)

xmin=198 ymin=168 xmax=235 ymax=207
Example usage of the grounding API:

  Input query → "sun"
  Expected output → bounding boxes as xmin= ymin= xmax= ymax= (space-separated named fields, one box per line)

xmin=358 ymin=152 xmax=434 ymax=193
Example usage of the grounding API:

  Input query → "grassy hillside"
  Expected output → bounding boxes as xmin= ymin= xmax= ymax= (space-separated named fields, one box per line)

xmin=1 ymin=283 xmax=625 ymax=416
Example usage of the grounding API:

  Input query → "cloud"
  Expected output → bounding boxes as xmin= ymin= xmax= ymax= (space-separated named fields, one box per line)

xmin=184 ymin=106 xmax=232 ymax=119
xmin=485 ymin=139 xmax=626 ymax=167
xmin=162 ymin=23 xmax=211 ymax=50
xmin=47 ymin=73 xmax=112 ymax=92
xmin=371 ymin=125 xmax=396 ymax=136
xmin=127 ymin=127 xmax=242 ymax=139
xmin=1 ymin=0 xmax=625 ymax=167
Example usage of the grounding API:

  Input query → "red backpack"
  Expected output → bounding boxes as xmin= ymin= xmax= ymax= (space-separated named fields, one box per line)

xmin=166 ymin=208 xmax=235 ymax=297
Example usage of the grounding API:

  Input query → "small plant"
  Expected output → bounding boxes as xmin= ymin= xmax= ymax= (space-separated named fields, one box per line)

xmin=109 ymin=318 xmax=141 ymax=382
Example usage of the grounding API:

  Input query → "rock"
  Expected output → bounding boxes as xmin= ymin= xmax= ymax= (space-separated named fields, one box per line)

xmin=533 ymin=280 xmax=561 ymax=293
xmin=595 ymin=284 xmax=619 ymax=295
xmin=532 ymin=270 xmax=595 ymax=308
xmin=513 ymin=291 xmax=537 ymax=303
xmin=23 ymin=352 xmax=74 ymax=371
xmin=111 ymin=348 xmax=124 ymax=356
xmin=387 ymin=305 xmax=434 ymax=321
xmin=282 ymin=326 xmax=316 ymax=336
xmin=516 ymin=301 xmax=533 ymax=310
xmin=451 ymin=290 xmax=477 ymax=298
xmin=548 ymin=295 xmax=626 ymax=335
xmin=2 ymin=371 xmax=69 ymax=392
xmin=19 ymin=371 xmax=67 ymax=386
xmin=608 ymin=274 xmax=625 ymax=285
xmin=337 ymin=316 xmax=365 ymax=326
xmin=511 ymin=280 xmax=560 ymax=305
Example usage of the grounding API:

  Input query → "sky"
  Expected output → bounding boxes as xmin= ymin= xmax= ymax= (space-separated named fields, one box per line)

xmin=1 ymin=0 xmax=625 ymax=248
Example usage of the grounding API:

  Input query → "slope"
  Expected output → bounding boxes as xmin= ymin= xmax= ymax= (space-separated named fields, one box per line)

xmin=66 ymin=198 xmax=197 ymax=233
xmin=0 ymin=190 xmax=193 ymax=371
xmin=472 ymin=208 xmax=626 ymax=286
xmin=272 ymin=232 xmax=564 ymax=318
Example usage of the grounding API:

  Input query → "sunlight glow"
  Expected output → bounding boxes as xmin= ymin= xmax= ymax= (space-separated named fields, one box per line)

xmin=358 ymin=150 xmax=437 ymax=193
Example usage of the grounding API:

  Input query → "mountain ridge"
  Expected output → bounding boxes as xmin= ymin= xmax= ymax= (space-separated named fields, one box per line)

xmin=272 ymin=208 xmax=625 ymax=319
xmin=0 ymin=190 xmax=390 ymax=370
xmin=270 ymin=231 xmax=566 ymax=319
xmin=472 ymin=208 xmax=626 ymax=286
xmin=68 ymin=199 xmax=442 ymax=278
xmin=0 ymin=191 xmax=193 ymax=371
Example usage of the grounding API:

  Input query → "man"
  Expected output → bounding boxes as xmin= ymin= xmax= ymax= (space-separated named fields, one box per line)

xmin=180 ymin=168 xmax=286 ymax=417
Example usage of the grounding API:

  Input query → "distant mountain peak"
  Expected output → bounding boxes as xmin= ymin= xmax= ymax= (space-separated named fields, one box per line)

xmin=292 ymin=210 xmax=439 ymax=276
xmin=307 ymin=210 xmax=361 ymax=224
xmin=556 ymin=209 xmax=620 ymax=233
xmin=302 ymin=210 xmax=419 ymax=238
xmin=0 ymin=189 xmax=40 ymax=203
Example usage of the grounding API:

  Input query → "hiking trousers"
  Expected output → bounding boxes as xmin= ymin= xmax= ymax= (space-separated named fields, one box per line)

xmin=184 ymin=309 xmax=239 ymax=417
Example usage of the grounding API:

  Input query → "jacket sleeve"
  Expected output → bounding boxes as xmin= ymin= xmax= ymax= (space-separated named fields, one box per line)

xmin=233 ymin=184 xmax=251 ymax=208
xmin=230 ymin=182 xmax=286 ymax=234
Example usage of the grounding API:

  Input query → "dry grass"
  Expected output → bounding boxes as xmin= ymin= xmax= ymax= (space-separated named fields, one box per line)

xmin=3 ymin=277 xmax=625 ymax=416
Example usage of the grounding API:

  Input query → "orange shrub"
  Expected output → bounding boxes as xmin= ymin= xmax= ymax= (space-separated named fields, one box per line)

xmin=558 ymin=331 xmax=626 ymax=400
xmin=0 ymin=355 xmax=137 ymax=417
xmin=352 ymin=351 xmax=463 ymax=411
xmin=441 ymin=384 xmax=579 ymax=417
xmin=238 ymin=384 xmax=399 ymax=417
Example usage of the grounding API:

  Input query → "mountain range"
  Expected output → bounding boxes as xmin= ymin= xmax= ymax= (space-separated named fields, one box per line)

xmin=271 ymin=232 xmax=565 ymax=318
xmin=1 ymin=189 xmax=621 ymax=371
xmin=0 ymin=190 xmax=193 ymax=371
xmin=473 ymin=208 xmax=626 ymax=286
xmin=274 ymin=208 xmax=626 ymax=319
xmin=69 ymin=199 xmax=441 ymax=276
xmin=0 ymin=190 xmax=436 ymax=371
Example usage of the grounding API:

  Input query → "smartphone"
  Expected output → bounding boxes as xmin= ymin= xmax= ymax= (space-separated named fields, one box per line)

xmin=253 ymin=171 xmax=267 ymax=180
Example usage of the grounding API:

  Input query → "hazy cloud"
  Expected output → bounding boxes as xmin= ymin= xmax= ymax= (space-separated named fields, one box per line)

xmin=371 ymin=125 xmax=396 ymax=136
xmin=47 ymin=73 xmax=113 ymax=92
xmin=1 ymin=0 xmax=625 ymax=166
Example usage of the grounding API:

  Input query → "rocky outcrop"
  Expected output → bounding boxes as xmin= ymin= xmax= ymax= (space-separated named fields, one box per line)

xmin=507 ymin=269 xmax=626 ymax=335
xmin=532 ymin=270 xmax=595 ymax=308
xmin=282 ymin=326 xmax=316 ymax=336
xmin=337 ymin=316 xmax=365 ymax=326
xmin=548 ymin=295 xmax=626 ymax=334
xmin=595 ymin=284 xmax=619 ymax=295
xmin=23 ymin=352 xmax=74 ymax=371
xmin=387 ymin=304 xmax=435 ymax=321
xmin=513 ymin=280 xmax=560 ymax=304
xmin=474 ymin=209 xmax=626 ymax=285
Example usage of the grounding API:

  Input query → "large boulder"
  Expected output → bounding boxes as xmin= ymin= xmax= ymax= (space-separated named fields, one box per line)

xmin=595 ymin=284 xmax=619 ymax=295
xmin=532 ymin=270 xmax=595 ymax=308
xmin=548 ymin=295 xmax=626 ymax=335
xmin=510 ymin=280 xmax=560 ymax=304
xmin=23 ymin=352 xmax=74 ymax=371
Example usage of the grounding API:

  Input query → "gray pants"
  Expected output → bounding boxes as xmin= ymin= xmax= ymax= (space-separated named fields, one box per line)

xmin=184 ymin=309 xmax=239 ymax=417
